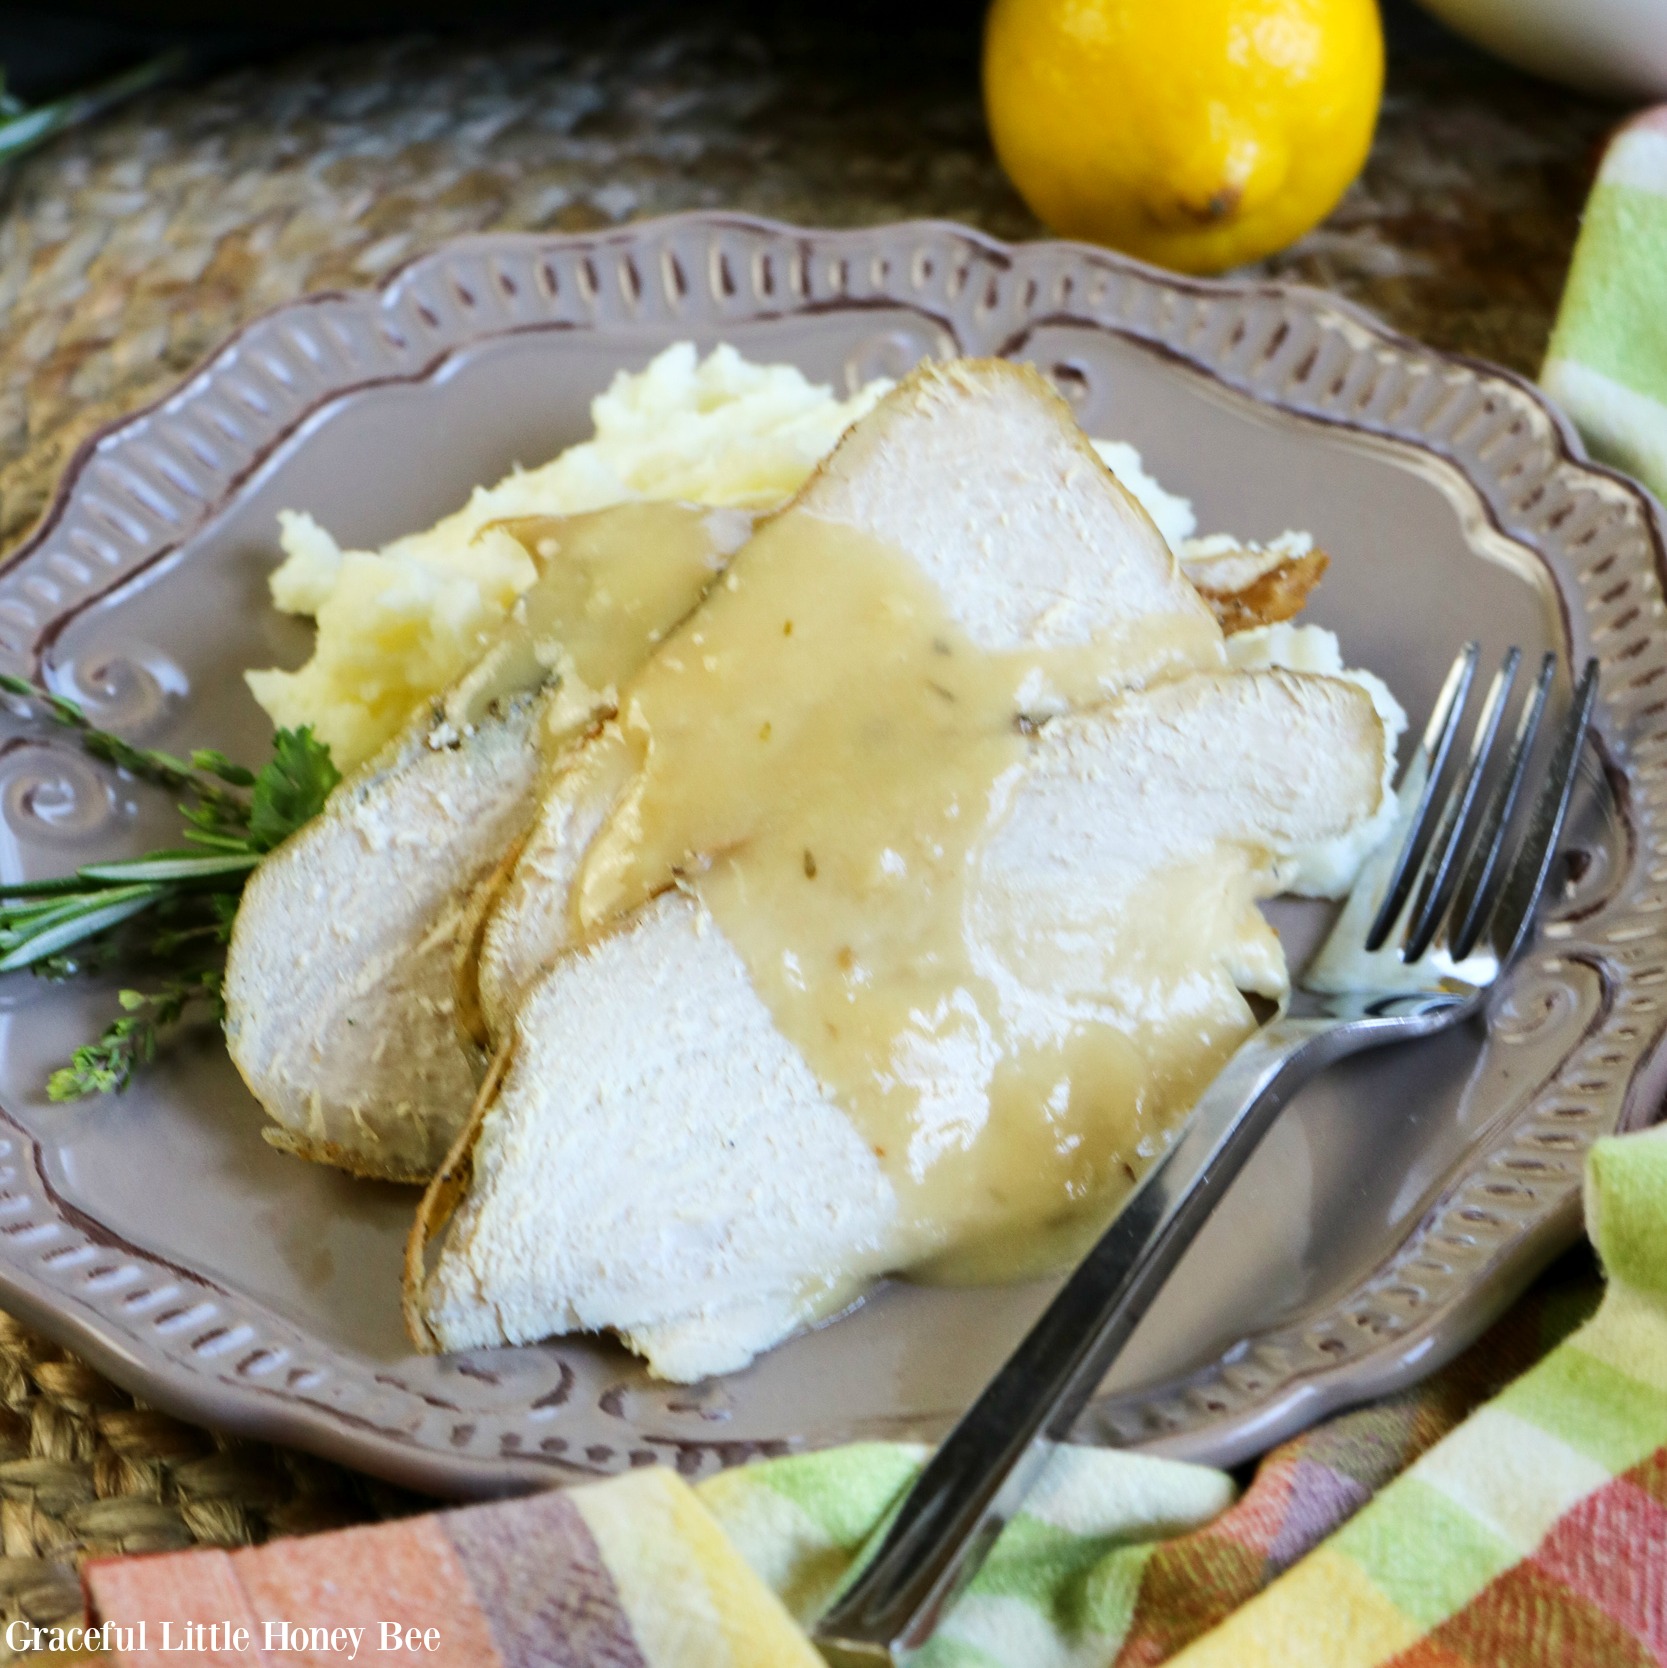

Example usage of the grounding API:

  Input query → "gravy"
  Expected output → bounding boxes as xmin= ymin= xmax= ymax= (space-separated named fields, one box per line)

xmin=570 ymin=507 xmax=1265 ymax=1277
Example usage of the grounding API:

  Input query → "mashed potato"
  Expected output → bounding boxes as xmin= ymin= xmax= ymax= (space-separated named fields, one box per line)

xmin=246 ymin=344 xmax=893 ymax=769
xmin=245 ymin=342 xmax=1279 ymax=770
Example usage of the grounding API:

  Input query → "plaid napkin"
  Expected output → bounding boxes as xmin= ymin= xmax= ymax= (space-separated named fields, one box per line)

xmin=78 ymin=1125 xmax=1653 ymax=1667
xmin=70 ymin=104 xmax=1667 ymax=1668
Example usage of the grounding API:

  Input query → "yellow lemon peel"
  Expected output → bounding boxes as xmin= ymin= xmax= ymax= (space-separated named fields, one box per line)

xmin=984 ymin=0 xmax=1384 ymax=275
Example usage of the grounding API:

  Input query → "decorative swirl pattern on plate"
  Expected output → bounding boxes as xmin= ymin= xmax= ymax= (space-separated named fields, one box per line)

xmin=0 ymin=216 xmax=1660 ymax=1494
xmin=0 ymin=745 xmax=118 ymax=843
xmin=843 ymin=326 xmax=954 ymax=390
xmin=1489 ymin=964 xmax=1585 ymax=1045
xmin=45 ymin=647 xmax=187 ymax=739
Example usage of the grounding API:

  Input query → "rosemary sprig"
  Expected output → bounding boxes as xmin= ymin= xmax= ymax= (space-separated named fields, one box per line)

xmin=0 ymin=677 xmax=338 ymax=1095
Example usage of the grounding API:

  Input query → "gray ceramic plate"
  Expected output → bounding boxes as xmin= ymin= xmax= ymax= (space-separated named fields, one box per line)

xmin=0 ymin=214 xmax=1662 ymax=1499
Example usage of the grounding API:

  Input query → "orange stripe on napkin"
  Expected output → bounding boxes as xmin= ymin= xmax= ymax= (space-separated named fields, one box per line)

xmin=84 ymin=1550 xmax=262 ymax=1668
xmin=86 ymin=1516 xmax=505 ymax=1668
xmin=235 ymin=1515 xmax=499 ymax=1667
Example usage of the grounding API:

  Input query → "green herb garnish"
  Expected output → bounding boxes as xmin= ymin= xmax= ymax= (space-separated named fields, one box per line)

xmin=0 ymin=675 xmax=338 ymax=1098
xmin=47 ymin=968 xmax=224 ymax=1101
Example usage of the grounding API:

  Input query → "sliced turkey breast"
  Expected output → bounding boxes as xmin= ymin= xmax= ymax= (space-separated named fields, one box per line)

xmin=225 ymin=694 xmax=547 ymax=1181
xmin=225 ymin=503 xmax=751 ymax=1179
xmin=410 ymin=364 xmax=1390 ymax=1382
xmin=411 ymin=668 xmax=1387 ymax=1378
xmin=468 ymin=357 xmax=1225 ymax=1044
xmin=228 ymin=358 xmax=1338 ymax=1189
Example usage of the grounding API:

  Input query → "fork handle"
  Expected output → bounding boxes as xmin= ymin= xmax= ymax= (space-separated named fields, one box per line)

xmin=812 ymin=1010 xmax=1411 ymax=1666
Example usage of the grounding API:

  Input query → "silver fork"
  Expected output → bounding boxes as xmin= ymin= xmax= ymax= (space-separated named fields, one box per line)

xmin=813 ymin=643 xmax=1599 ymax=1668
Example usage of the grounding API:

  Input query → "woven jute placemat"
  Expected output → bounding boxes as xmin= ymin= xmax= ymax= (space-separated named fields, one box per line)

xmin=0 ymin=1314 xmax=419 ymax=1639
xmin=0 ymin=2 xmax=1619 ymax=1644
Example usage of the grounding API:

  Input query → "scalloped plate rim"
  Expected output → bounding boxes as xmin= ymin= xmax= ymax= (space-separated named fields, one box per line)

xmin=0 ymin=212 xmax=1657 ymax=1496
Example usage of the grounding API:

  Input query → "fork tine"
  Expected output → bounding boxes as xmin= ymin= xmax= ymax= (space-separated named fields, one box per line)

xmin=1402 ymin=649 xmax=1520 ymax=962
xmin=1365 ymin=642 xmax=1479 ymax=952
xmin=1483 ymin=657 xmax=1599 ymax=964
xmin=1447 ymin=652 xmax=1556 ymax=960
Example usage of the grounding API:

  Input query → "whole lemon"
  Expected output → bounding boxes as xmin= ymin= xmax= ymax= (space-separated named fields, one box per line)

xmin=983 ymin=0 xmax=1383 ymax=274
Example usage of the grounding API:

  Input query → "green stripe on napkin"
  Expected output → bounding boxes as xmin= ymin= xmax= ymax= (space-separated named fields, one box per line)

xmin=1544 ymin=113 xmax=1667 ymax=495
xmin=1157 ymin=1125 xmax=1667 ymax=1668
